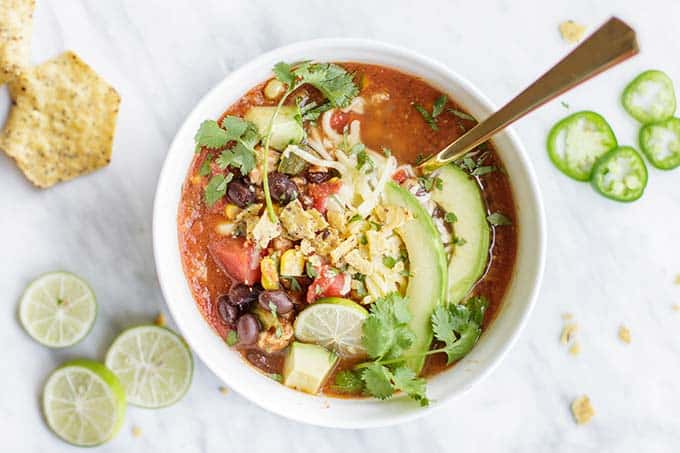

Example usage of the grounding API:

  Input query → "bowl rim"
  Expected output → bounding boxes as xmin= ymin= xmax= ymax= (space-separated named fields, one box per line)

xmin=153 ymin=37 xmax=546 ymax=428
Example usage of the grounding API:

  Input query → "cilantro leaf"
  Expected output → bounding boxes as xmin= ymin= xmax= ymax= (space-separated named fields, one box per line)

xmin=432 ymin=95 xmax=447 ymax=118
xmin=487 ymin=212 xmax=512 ymax=226
xmin=333 ymin=370 xmax=365 ymax=394
xmin=361 ymin=363 xmax=394 ymax=400
xmin=431 ymin=304 xmax=457 ymax=345
xmin=204 ymin=173 xmax=233 ymax=207
xmin=392 ymin=366 xmax=429 ymax=406
xmin=362 ymin=293 xmax=412 ymax=360
xmin=216 ymin=142 xmax=257 ymax=174
xmin=413 ymin=103 xmax=438 ymax=131
xmin=272 ymin=61 xmax=295 ymax=86
xmin=448 ymin=108 xmax=476 ymax=122
xmin=382 ymin=255 xmax=397 ymax=269
xmin=471 ymin=165 xmax=497 ymax=176
xmin=430 ymin=297 xmax=489 ymax=364
xmin=294 ymin=63 xmax=359 ymax=108
xmin=220 ymin=115 xmax=250 ymax=139
xmin=194 ymin=120 xmax=231 ymax=149
xmin=357 ymin=149 xmax=375 ymax=173
xmin=442 ymin=323 xmax=481 ymax=364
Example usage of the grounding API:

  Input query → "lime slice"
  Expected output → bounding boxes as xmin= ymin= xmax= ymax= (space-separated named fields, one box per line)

xmin=42 ymin=359 xmax=126 ymax=446
xmin=293 ymin=297 xmax=368 ymax=357
xmin=19 ymin=272 xmax=97 ymax=348
xmin=105 ymin=325 xmax=193 ymax=408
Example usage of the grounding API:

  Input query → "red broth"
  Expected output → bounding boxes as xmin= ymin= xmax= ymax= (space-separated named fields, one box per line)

xmin=178 ymin=63 xmax=517 ymax=396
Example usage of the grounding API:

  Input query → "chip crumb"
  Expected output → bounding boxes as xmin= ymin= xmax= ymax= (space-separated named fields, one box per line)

xmin=131 ymin=426 xmax=142 ymax=438
xmin=672 ymin=304 xmax=680 ymax=312
xmin=618 ymin=325 xmax=631 ymax=344
xmin=559 ymin=20 xmax=587 ymax=44
xmin=568 ymin=341 xmax=581 ymax=356
xmin=571 ymin=395 xmax=595 ymax=425
xmin=674 ymin=274 xmax=680 ymax=285
xmin=560 ymin=323 xmax=578 ymax=344
xmin=218 ymin=386 xmax=229 ymax=395
xmin=322 ymin=400 xmax=331 ymax=409
xmin=154 ymin=312 xmax=166 ymax=327
xmin=561 ymin=313 xmax=574 ymax=321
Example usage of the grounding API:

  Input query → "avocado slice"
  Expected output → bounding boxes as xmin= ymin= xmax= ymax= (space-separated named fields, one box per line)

xmin=245 ymin=106 xmax=304 ymax=151
xmin=282 ymin=342 xmax=338 ymax=394
xmin=383 ymin=182 xmax=447 ymax=374
xmin=429 ymin=165 xmax=490 ymax=304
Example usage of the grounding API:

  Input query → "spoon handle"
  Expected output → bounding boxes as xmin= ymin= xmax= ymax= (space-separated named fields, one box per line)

xmin=420 ymin=17 xmax=639 ymax=172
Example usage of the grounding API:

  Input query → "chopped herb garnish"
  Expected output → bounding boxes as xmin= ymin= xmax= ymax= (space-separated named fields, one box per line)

xmin=444 ymin=212 xmax=458 ymax=224
xmin=382 ymin=256 xmax=397 ymax=269
xmin=204 ymin=173 xmax=233 ymax=207
xmin=382 ymin=147 xmax=392 ymax=157
xmin=359 ymin=234 xmax=368 ymax=245
xmin=268 ymin=373 xmax=283 ymax=382
xmin=471 ymin=165 xmax=497 ymax=176
xmin=226 ymin=330 xmax=239 ymax=346
xmin=487 ymin=212 xmax=512 ymax=226
xmin=281 ymin=276 xmax=302 ymax=292
xmin=305 ymin=261 xmax=318 ymax=279
xmin=348 ymin=214 xmax=363 ymax=223
xmin=561 ymin=101 xmax=570 ymax=109
xmin=357 ymin=149 xmax=375 ymax=173
xmin=448 ymin=108 xmax=476 ymax=122
xmin=415 ymin=153 xmax=426 ymax=165
xmin=453 ymin=236 xmax=467 ymax=246
xmin=413 ymin=103 xmax=438 ymax=131
xmin=432 ymin=95 xmax=447 ymax=118
xmin=418 ymin=175 xmax=443 ymax=192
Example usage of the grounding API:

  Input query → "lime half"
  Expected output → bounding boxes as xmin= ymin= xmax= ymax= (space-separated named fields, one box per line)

xmin=105 ymin=325 xmax=193 ymax=408
xmin=294 ymin=297 xmax=368 ymax=357
xmin=19 ymin=272 xmax=97 ymax=348
xmin=42 ymin=359 xmax=126 ymax=446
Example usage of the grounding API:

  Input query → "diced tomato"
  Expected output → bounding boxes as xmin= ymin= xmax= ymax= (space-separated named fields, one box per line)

xmin=308 ymin=179 xmax=342 ymax=213
xmin=306 ymin=265 xmax=349 ymax=303
xmin=392 ymin=168 xmax=408 ymax=184
xmin=330 ymin=111 xmax=350 ymax=133
xmin=208 ymin=237 xmax=261 ymax=285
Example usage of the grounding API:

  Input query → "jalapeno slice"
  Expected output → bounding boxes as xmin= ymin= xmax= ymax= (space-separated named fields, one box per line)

xmin=638 ymin=117 xmax=680 ymax=170
xmin=591 ymin=146 xmax=648 ymax=202
xmin=547 ymin=111 xmax=618 ymax=181
xmin=622 ymin=70 xmax=676 ymax=124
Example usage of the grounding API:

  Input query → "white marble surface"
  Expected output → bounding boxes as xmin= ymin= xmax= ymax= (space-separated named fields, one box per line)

xmin=2 ymin=0 xmax=680 ymax=451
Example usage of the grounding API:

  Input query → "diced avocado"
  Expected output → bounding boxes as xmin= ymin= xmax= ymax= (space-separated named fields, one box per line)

xmin=245 ymin=106 xmax=304 ymax=151
xmin=260 ymin=256 xmax=279 ymax=290
xmin=429 ymin=165 xmax=490 ymax=304
xmin=282 ymin=342 xmax=338 ymax=394
xmin=280 ymin=249 xmax=305 ymax=276
xmin=383 ymin=182 xmax=447 ymax=374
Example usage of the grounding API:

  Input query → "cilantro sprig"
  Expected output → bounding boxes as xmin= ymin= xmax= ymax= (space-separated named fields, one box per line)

xmin=261 ymin=61 xmax=359 ymax=221
xmin=339 ymin=292 xmax=489 ymax=405
xmin=413 ymin=94 xmax=448 ymax=131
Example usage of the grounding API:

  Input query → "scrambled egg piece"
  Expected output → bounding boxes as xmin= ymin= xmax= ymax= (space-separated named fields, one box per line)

xmin=280 ymin=200 xmax=326 ymax=240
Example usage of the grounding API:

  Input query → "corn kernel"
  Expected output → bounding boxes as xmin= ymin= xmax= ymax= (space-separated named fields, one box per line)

xmin=280 ymin=249 xmax=305 ymax=276
xmin=260 ymin=257 xmax=280 ymax=290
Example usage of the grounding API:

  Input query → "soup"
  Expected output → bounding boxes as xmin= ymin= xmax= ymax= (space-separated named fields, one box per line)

xmin=178 ymin=62 xmax=516 ymax=403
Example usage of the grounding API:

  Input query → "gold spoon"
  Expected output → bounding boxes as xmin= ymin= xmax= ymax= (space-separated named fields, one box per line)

xmin=418 ymin=17 xmax=639 ymax=172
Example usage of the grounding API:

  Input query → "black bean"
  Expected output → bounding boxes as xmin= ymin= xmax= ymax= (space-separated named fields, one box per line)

xmin=227 ymin=179 xmax=256 ymax=208
xmin=246 ymin=350 xmax=278 ymax=373
xmin=306 ymin=169 xmax=339 ymax=184
xmin=228 ymin=283 xmax=259 ymax=309
xmin=267 ymin=172 xmax=299 ymax=204
xmin=217 ymin=295 xmax=240 ymax=326
xmin=237 ymin=314 xmax=261 ymax=345
xmin=258 ymin=290 xmax=294 ymax=314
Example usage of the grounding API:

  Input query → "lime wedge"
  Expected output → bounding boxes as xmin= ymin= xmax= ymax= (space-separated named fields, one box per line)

xmin=19 ymin=272 xmax=97 ymax=348
xmin=42 ymin=359 xmax=126 ymax=446
xmin=105 ymin=325 xmax=193 ymax=408
xmin=293 ymin=297 xmax=368 ymax=357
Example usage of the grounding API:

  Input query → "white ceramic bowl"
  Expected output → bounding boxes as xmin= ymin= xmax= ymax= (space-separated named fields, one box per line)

xmin=153 ymin=38 xmax=546 ymax=428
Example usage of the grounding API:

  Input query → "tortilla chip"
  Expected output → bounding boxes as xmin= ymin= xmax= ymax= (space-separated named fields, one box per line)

xmin=571 ymin=395 xmax=595 ymax=425
xmin=0 ymin=0 xmax=35 ymax=83
xmin=559 ymin=20 xmax=586 ymax=44
xmin=0 ymin=51 xmax=120 ymax=188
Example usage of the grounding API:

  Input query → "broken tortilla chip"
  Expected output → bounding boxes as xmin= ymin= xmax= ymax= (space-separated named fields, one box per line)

xmin=571 ymin=395 xmax=595 ymax=425
xmin=0 ymin=0 xmax=35 ymax=83
xmin=0 ymin=51 xmax=120 ymax=188
xmin=559 ymin=20 xmax=586 ymax=44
